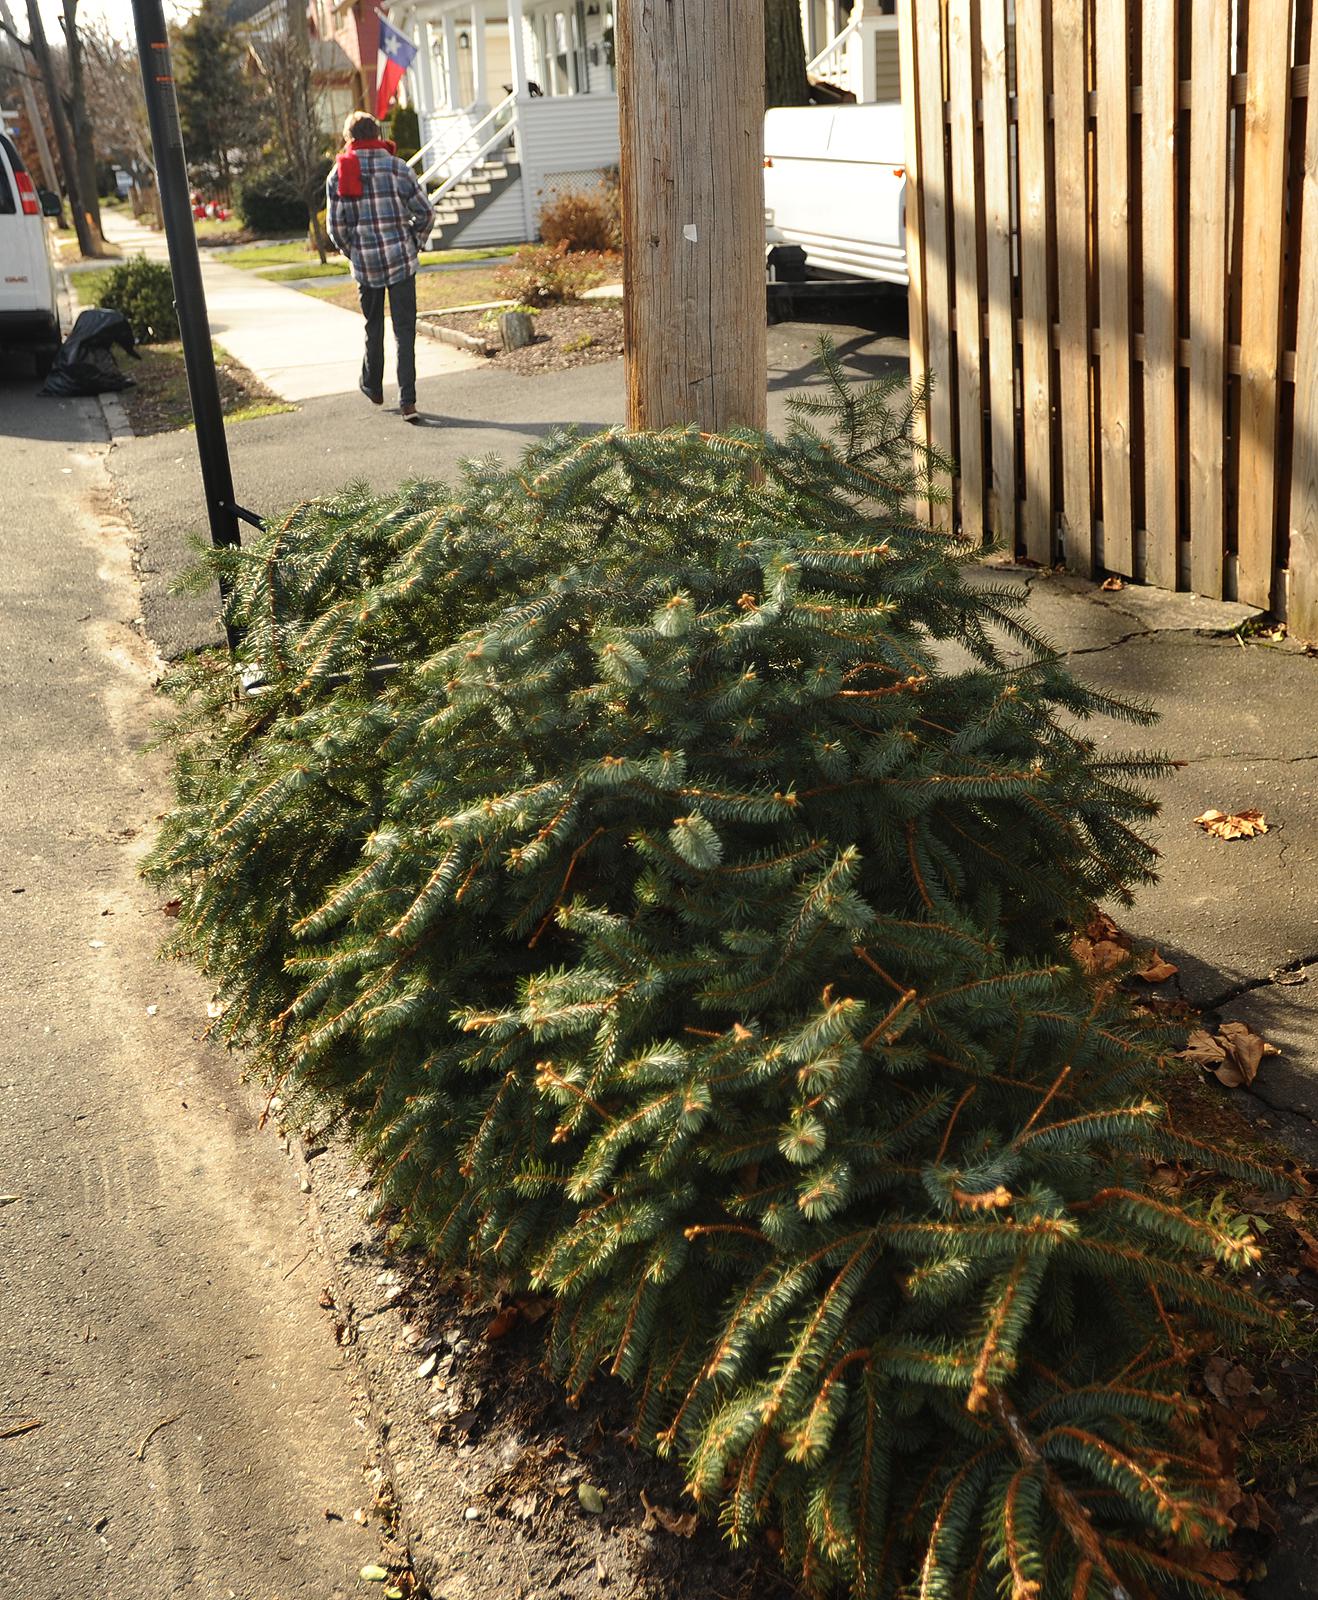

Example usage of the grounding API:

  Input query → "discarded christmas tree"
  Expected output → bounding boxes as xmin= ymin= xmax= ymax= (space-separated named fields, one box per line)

xmin=150 ymin=350 xmax=1275 ymax=1597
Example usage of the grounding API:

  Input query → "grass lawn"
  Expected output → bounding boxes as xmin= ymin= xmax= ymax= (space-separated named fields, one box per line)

xmin=119 ymin=341 xmax=294 ymax=435
xmin=69 ymin=265 xmax=117 ymax=305
xmin=193 ymin=217 xmax=250 ymax=246
xmin=302 ymin=266 xmax=508 ymax=314
xmin=221 ymin=241 xmax=520 ymax=277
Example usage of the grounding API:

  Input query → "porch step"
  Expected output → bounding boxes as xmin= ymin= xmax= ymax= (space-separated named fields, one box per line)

xmin=426 ymin=145 xmax=522 ymax=248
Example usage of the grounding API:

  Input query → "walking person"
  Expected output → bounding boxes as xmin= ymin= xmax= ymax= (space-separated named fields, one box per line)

xmin=326 ymin=111 xmax=434 ymax=423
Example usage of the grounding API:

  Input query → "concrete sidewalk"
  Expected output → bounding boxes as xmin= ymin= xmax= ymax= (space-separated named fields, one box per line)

xmin=973 ymin=568 xmax=1318 ymax=1162
xmin=98 ymin=211 xmax=477 ymax=403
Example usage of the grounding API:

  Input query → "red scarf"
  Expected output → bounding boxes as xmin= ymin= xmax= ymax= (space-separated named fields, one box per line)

xmin=335 ymin=137 xmax=397 ymax=200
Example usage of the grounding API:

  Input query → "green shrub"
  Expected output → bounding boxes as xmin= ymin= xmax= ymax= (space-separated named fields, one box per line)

xmin=388 ymin=105 xmax=421 ymax=162
xmin=234 ymin=163 xmax=329 ymax=236
xmin=88 ymin=254 xmax=178 ymax=343
xmin=538 ymin=176 xmax=621 ymax=253
xmin=148 ymin=351 xmax=1276 ymax=1598
xmin=494 ymin=240 xmax=616 ymax=305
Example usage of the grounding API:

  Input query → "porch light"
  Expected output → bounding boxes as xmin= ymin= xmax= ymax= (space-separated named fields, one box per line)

xmin=458 ymin=29 xmax=470 ymax=47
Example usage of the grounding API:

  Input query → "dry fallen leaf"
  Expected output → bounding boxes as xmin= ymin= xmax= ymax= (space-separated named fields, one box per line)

xmin=1293 ymin=1224 xmax=1318 ymax=1274
xmin=1182 ymin=1549 xmax=1246 ymax=1584
xmin=483 ymin=1306 xmax=520 ymax=1341
xmin=640 ymin=1488 xmax=699 ymax=1538
xmin=1194 ymin=808 xmax=1269 ymax=841
xmin=1134 ymin=950 xmax=1179 ymax=984
xmin=1149 ymin=1162 xmax=1190 ymax=1193
xmin=1179 ymin=1021 xmax=1279 ymax=1087
xmin=1071 ymin=909 xmax=1132 ymax=976
xmin=1100 ymin=575 xmax=1125 ymax=591
xmin=1203 ymin=1355 xmax=1256 ymax=1407
xmin=514 ymin=1293 xmax=554 ymax=1324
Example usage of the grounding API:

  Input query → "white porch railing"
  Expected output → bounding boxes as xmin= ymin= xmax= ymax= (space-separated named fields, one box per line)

xmin=413 ymin=91 xmax=517 ymax=189
xmin=428 ymin=107 xmax=518 ymax=205
xmin=806 ymin=14 xmax=862 ymax=87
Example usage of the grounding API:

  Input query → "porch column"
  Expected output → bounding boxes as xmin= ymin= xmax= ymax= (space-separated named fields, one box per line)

xmin=415 ymin=17 xmax=437 ymax=114
xmin=844 ymin=0 xmax=882 ymax=102
xmin=536 ymin=12 xmax=555 ymax=94
xmin=441 ymin=10 xmax=462 ymax=106
xmin=506 ymin=0 xmax=528 ymax=96
xmin=471 ymin=1 xmax=490 ymax=106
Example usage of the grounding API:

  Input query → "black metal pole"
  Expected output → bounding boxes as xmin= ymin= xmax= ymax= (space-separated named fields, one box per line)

xmin=129 ymin=0 xmax=244 ymax=654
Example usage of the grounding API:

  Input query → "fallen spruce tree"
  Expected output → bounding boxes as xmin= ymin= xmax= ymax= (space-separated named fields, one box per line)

xmin=150 ymin=355 xmax=1277 ymax=1598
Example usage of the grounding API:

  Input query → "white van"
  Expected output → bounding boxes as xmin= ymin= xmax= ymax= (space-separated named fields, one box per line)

xmin=0 ymin=132 xmax=61 ymax=373
xmin=764 ymin=103 xmax=908 ymax=287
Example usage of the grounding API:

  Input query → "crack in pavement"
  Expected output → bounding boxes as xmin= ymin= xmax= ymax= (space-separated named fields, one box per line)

xmin=1246 ymin=1079 xmax=1318 ymax=1127
xmin=1060 ymin=624 xmax=1265 ymax=659
xmin=1200 ymin=952 xmax=1318 ymax=1014
xmin=1170 ymin=752 xmax=1318 ymax=764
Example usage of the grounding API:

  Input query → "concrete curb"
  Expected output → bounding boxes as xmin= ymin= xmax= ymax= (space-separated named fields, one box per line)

xmin=97 ymin=392 xmax=135 ymax=442
xmin=418 ymin=320 xmax=493 ymax=356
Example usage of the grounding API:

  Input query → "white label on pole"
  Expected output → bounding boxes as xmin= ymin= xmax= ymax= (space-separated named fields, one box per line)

xmin=683 ymin=224 xmax=698 ymax=243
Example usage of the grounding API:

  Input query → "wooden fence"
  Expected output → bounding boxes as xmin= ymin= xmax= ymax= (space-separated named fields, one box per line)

xmin=896 ymin=0 xmax=1318 ymax=639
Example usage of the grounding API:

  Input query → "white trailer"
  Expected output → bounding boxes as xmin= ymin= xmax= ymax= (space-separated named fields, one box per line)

xmin=763 ymin=103 xmax=908 ymax=288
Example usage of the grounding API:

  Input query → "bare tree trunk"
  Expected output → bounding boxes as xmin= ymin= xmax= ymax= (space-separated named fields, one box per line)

xmin=765 ymin=0 xmax=811 ymax=107
xmin=287 ymin=0 xmax=327 ymax=261
xmin=23 ymin=0 xmax=100 ymax=255
xmin=60 ymin=0 xmax=103 ymax=241
xmin=0 ymin=0 xmax=60 ymax=196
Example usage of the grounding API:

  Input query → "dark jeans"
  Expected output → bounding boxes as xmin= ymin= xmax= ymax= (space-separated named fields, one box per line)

xmin=358 ymin=273 xmax=417 ymax=406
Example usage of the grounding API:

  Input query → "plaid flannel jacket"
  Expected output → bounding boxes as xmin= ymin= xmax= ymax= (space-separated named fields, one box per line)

xmin=326 ymin=149 xmax=435 ymax=289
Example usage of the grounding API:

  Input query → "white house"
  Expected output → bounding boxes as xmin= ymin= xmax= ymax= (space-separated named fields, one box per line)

xmin=390 ymin=0 xmax=898 ymax=251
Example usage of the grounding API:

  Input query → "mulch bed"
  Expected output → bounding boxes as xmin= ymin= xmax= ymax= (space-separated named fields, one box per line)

xmin=119 ymin=343 xmax=286 ymax=436
xmin=436 ymin=302 xmax=624 ymax=375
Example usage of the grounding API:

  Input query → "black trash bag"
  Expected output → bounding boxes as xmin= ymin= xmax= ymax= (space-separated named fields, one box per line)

xmin=40 ymin=308 xmax=141 ymax=397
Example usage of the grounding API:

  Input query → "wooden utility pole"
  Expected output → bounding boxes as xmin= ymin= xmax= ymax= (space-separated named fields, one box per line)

xmin=617 ymin=0 xmax=766 ymax=433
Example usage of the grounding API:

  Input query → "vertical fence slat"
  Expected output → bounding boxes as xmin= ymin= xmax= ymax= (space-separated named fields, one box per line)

xmin=1188 ymin=0 xmax=1231 ymax=597
xmin=914 ymin=0 xmax=954 ymax=531
xmin=1236 ymin=0 xmax=1292 ymax=609
xmin=1095 ymin=0 xmax=1134 ymax=575
xmin=897 ymin=0 xmax=930 ymax=506
xmin=1140 ymin=0 xmax=1180 ymax=589
xmin=980 ymin=0 xmax=1016 ymax=545
xmin=947 ymin=0 xmax=985 ymax=540
xmin=1016 ymin=0 xmax=1052 ymax=563
xmin=1288 ymin=45 xmax=1318 ymax=638
xmin=1052 ymin=0 xmax=1094 ymax=574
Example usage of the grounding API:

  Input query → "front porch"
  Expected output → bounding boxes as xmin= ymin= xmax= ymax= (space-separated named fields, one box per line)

xmin=391 ymin=1 xmax=621 ymax=248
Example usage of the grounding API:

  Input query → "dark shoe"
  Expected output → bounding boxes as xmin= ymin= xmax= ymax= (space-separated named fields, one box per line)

xmin=359 ymin=378 xmax=383 ymax=405
xmin=401 ymin=403 xmax=419 ymax=423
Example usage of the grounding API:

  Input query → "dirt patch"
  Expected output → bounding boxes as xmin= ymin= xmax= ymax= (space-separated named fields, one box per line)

xmin=118 ymin=343 xmax=292 ymax=436
xmin=304 ymin=1141 xmax=801 ymax=1600
xmin=433 ymin=302 xmax=624 ymax=375
xmin=308 ymin=266 xmax=507 ymax=316
xmin=1115 ymin=987 xmax=1318 ymax=1596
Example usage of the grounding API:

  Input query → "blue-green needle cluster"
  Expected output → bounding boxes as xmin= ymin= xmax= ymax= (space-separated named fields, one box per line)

xmin=149 ymin=349 xmax=1276 ymax=1598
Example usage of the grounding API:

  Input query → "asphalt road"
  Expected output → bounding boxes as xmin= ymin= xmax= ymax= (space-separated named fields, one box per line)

xmin=109 ymin=313 xmax=909 ymax=659
xmin=0 ymin=370 xmax=376 ymax=1598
